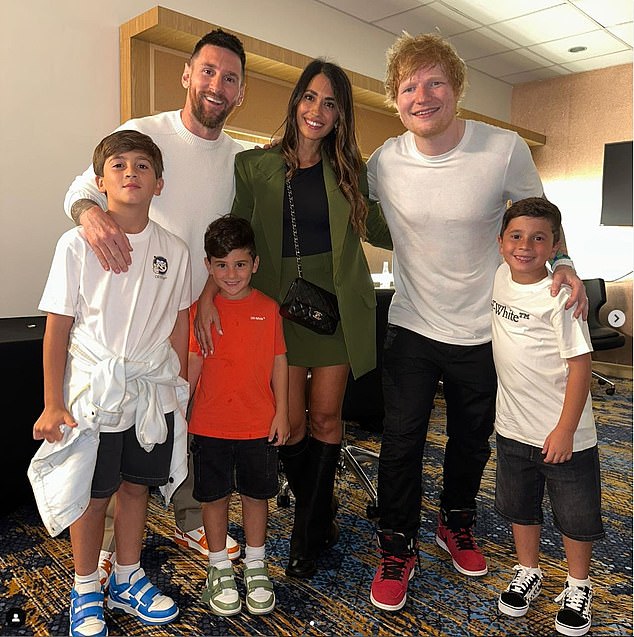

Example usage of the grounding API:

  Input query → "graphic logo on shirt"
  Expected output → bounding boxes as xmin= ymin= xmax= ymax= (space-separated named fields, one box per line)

xmin=491 ymin=299 xmax=529 ymax=322
xmin=153 ymin=256 xmax=168 ymax=279
xmin=250 ymin=316 xmax=266 ymax=321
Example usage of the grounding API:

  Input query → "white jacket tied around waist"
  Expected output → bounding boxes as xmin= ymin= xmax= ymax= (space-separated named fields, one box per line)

xmin=28 ymin=326 xmax=189 ymax=537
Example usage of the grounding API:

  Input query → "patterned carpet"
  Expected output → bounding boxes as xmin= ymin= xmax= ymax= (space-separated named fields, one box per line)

xmin=1 ymin=378 xmax=631 ymax=636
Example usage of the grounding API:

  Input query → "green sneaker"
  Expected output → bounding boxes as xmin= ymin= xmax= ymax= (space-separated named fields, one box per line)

xmin=201 ymin=561 xmax=241 ymax=616
xmin=244 ymin=560 xmax=275 ymax=615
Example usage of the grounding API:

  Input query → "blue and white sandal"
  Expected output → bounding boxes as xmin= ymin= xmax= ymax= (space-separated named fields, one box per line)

xmin=69 ymin=587 xmax=108 ymax=637
xmin=106 ymin=567 xmax=179 ymax=625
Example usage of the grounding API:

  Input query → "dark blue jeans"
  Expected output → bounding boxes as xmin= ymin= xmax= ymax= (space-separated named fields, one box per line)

xmin=377 ymin=325 xmax=497 ymax=539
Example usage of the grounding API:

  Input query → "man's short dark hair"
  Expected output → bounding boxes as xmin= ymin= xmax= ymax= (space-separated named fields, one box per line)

xmin=191 ymin=29 xmax=246 ymax=78
xmin=93 ymin=130 xmax=164 ymax=178
xmin=500 ymin=197 xmax=562 ymax=243
xmin=204 ymin=215 xmax=256 ymax=260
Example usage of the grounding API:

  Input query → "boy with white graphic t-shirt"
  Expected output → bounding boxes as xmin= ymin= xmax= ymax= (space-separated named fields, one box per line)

xmin=30 ymin=130 xmax=191 ymax=636
xmin=491 ymin=197 xmax=603 ymax=637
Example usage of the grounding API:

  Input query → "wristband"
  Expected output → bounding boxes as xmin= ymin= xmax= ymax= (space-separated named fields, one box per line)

xmin=550 ymin=253 xmax=574 ymax=270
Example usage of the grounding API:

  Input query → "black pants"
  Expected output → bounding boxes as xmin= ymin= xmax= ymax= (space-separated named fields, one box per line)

xmin=377 ymin=325 xmax=497 ymax=539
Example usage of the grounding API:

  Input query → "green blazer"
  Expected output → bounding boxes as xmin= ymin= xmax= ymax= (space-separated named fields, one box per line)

xmin=231 ymin=145 xmax=392 ymax=379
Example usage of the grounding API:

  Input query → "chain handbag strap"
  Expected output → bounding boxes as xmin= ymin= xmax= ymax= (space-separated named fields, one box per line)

xmin=285 ymin=179 xmax=304 ymax=279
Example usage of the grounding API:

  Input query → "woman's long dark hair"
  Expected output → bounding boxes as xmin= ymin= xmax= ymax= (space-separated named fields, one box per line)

xmin=280 ymin=59 xmax=368 ymax=238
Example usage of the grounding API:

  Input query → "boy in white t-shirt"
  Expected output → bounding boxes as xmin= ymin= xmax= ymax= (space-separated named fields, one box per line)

xmin=491 ymin=197 xmax=603 ymax=637
xmin=30 ymin=131 xmax=191 ymax=636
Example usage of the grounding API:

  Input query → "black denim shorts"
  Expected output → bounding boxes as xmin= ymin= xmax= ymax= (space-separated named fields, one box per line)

xmin=191 ymin=435 xmax=279 ymax=502
xmin=495 ymin=433 xmax=604 ymax=542
xmin=91 ymin=412 xmax=175 ymax=498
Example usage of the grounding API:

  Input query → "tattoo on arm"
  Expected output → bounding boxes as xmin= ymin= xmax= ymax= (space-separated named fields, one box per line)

xmin=70 ymin=199 xmax=100 ymax=225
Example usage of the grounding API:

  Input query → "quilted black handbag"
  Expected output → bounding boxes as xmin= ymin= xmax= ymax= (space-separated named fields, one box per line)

xmin=280 ymin=276 xmax=340 ymax=335
xmin=279 ymin=180 xmax=340 ymax=335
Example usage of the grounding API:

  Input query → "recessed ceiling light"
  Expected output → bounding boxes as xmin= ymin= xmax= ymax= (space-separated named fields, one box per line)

xmin=568 ymin=46 xmax=588 ymax=53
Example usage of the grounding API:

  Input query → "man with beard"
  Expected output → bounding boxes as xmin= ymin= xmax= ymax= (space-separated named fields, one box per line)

xmin=63 ymin=29 xmax=246 ymax=580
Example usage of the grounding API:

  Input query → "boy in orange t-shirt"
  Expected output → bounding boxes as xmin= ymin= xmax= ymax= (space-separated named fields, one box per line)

xmin=189 ymin=215 xmax=289 ymax=617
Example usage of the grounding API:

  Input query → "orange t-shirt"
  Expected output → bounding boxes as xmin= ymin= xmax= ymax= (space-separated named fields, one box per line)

xmin=188 ymin=289 xmax=286 ymax=439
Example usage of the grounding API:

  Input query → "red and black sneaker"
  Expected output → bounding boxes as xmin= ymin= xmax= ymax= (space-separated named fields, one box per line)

xmin=436 ymin=509 xmax=487 ymax=576
xmin=370 ymin=530 xmax=417 ymax=611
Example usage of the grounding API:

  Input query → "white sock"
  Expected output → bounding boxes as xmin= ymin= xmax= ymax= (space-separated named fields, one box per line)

xmin=244 ymin=545 xmax=272 ymax=604
xmin=519 ymin=563 xmax=542 ymax=575
xmin=209 ymin=548 xmax=229 ymax=567
xmin=244 ymin=544 xmax=266 ymax=565
xmin=114 ymin=560 xmax=140 ymax=585
xmin=567 ymin=574 xmax=592 ymax=588
xmin=73 ymin=570 xmax=100 ymax=594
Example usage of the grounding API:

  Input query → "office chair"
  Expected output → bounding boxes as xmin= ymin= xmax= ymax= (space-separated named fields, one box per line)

xmin=583 ymin=278 xmax=626 ymax=395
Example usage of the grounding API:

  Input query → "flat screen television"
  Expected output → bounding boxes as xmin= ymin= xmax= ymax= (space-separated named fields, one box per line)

xmin=600 ymin=140 xmax=632 ymax=227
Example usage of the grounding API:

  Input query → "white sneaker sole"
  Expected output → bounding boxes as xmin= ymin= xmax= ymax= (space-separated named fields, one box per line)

xmin=369 ymin=566 xmax=415 ymax=612
xmin=435 ymin=534 xmax=488 ymax=577
xmin=555 ymin=618 xmax=591 ymax=637
xmin=246 ymin=597 xmax=276 ymax=615
xmin=174 ymin=530 xmax=241 ymax=560
xmin=208 ymin=600 xmax=242 ymax=617
xmin=106 ymin=597 xmax=179 ymax=625
xmin=498 ymin=597 xmax=529 ymax=617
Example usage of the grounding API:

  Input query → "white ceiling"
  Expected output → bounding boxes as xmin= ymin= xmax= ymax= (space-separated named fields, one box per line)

xmin=313 ymin=0 xmax=633 ymax=85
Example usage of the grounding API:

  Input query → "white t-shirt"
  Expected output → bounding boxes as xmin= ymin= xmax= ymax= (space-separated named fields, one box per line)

xmin=64 ymin=110 xmax=242 ymax=301
xmin=39 ymin=220 xmax=191 ymax=429
xmin=367 ymin=120 xmax=543 ymax=345
xmin=491 ymin=262 xmax=596 ymax=451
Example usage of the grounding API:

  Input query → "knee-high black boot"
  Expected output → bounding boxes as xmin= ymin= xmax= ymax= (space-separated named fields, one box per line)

xmin=279 ymin=436 xmax=312 ymax=575
xmin=278 ymin=434 xmax=309 ymax=499
xmin=286 ymin=438 xmax=341 ymax=579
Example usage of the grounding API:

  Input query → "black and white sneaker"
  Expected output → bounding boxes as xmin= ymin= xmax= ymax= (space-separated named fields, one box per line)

xmin=498 ymin=564 xmax=543 ymax=617
xmin=555 ymin=581 xmax=592 ymax=636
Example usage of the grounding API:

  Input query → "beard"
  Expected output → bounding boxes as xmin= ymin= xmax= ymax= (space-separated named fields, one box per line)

xmin=190 ymin=89 xmax=234 ymax=131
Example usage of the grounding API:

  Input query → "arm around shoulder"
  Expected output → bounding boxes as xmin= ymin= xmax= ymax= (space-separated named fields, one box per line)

xmin=64 ymin=169 xmax=132 ymax=273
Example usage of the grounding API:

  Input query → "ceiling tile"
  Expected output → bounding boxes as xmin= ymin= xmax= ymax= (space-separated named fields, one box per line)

xmin=569 ymin=0 xmax=634 ymax=27
xmin=528 ymin=29 xmax=628 ymax=64
xmin=500 ymin=65 xmax=571 ymax=85
xmin=315 ymin=0 xmax=425 ymax=23
xmin=449 ymin=27 xmax=521 ymax=60
xmin=375 ymin=1 xmax=480 ymax=36
xmin=469 ymin=48 xmax=553 ymax=76
xmin=490 ymin=4 xmax=600 ymax=47
xmin=608 ymin=23 xmax=634 ymax=47
xmin=561 ymin=49 xmax=634 ymax=72
xmin=438 ymin=0 xmax=564 ymax=25
xmin=311 ymin=0 xmax=633 ymax=83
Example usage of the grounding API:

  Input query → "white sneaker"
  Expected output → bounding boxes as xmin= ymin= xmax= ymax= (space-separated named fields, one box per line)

xmin=98 ymin=550 xmax=115 ymax=589
xmin=174 ymin=526 xmax=241 ymax=560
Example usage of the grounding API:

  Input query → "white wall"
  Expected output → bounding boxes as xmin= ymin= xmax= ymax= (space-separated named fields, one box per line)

xmin=0 ymin=0 xmax=512 ymax=318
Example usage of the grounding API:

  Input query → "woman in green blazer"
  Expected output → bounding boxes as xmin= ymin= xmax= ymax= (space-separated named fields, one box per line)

xmin=202 ymin=59 xmax=391 ymax=579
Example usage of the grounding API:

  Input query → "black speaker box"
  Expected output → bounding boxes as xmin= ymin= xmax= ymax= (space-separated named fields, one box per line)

xmin=1 ymin=316 xmax=46 ymax=515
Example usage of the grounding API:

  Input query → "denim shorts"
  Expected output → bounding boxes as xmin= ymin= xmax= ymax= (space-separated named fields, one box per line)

xmin=495 ymin=433 xmax=604 ymax=541
xmin=191 ymin=435 xmax=279 ymax=502
xmin=91 ymin=412 xmax=175 ymax=498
